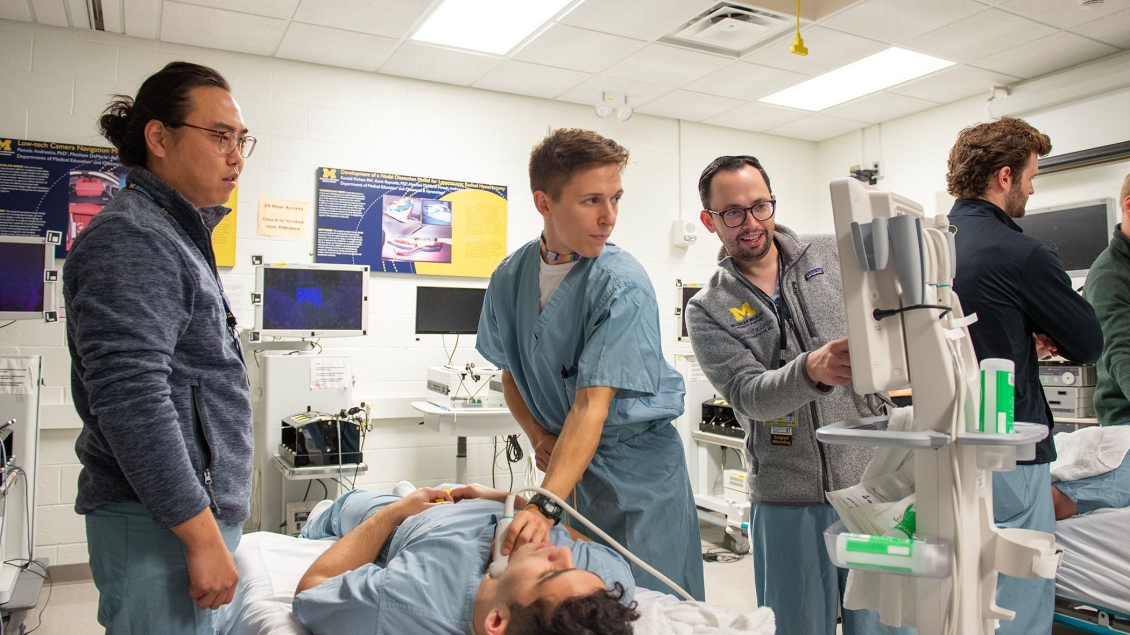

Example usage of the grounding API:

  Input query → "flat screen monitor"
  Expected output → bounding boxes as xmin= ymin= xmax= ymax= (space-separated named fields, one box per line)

xmin=415 ymin=286 xmax=486 ymax=335
xmin=253 ymin=264 xmax=369 ymax=339
xmin=677 ymin=283 xmax=703 ymax=341
xmin=1013 ymin=198 xmax=1116 ymax=276
xmin=0 ymin=236 xmax=56 ymax=321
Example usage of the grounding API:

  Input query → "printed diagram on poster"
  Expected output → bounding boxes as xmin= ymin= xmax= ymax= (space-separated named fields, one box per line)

xmin=0 ymin=138 xmax=238 ymax=265
xmin=314 ymin=167 xmax=507 ymax=278
xmin=258 ymin=198 xmax=310 ymax=238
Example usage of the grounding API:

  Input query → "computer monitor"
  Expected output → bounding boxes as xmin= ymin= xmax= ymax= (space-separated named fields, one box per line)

xmin=253 ymin=264 xmax=369 ymax=339
xmin=0 ymin=236 xmax=57 ymax=322
xmin=415 ymin=286 xmax=486 ymax=335
xmin=677 ymin=283 xmax=703 ymax=341
xmin=1013 ymin=198 xmax=1116 ymax=277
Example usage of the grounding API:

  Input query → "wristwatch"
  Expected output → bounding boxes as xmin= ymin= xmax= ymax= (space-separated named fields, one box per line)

xmin=527 ymin=494 xmax=563 ymax=526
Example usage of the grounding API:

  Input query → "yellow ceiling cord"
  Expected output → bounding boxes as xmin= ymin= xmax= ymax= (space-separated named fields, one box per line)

xmin=789 ymin=0 xmax=808 ymax=56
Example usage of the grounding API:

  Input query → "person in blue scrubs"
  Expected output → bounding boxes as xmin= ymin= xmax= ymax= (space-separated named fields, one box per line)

xmin=292 ymin=485 xmax=638 ymax=635
xmin=475 ymin=128 xmax=704 ymax=600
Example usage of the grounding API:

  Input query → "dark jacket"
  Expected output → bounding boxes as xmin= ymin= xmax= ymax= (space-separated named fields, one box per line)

xmin=950 ymin=197 xmax=1103 ymax=463
xmin=686 ymin=226 xmax=880 ymax=504
xmin=65 ymin=167 xmax=253 ymax=528
xmin=1083 ymin=225 xmax=1130 ymax=425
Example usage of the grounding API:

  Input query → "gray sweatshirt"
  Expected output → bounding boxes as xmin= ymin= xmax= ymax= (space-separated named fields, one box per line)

xmin=65 ymin=167 xmax=253 ymax=529
xmin=686 ymin=226 xmax=878 ymax=505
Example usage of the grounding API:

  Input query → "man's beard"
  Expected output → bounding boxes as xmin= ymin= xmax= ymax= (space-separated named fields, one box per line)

xmin=725 ymin=229 xmax=773 ymax=261
xmin=1003 ymin=180 xmax=1028 ymax=218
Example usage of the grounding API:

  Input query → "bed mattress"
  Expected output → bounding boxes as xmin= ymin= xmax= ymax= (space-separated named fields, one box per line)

xmin=1055 ymin=505 xmax=1130 ymax=615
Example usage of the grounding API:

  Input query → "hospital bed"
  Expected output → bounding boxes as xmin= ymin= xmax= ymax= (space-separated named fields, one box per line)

xmin=217 ymin=531 xmax=772 ymax=635
xmin=1054 ymin=506 xmax=1130 ymax=633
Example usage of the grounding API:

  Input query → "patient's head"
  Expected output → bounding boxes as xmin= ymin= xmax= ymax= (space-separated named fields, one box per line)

xmin=477 ymin=541 xmax=639 ymax=635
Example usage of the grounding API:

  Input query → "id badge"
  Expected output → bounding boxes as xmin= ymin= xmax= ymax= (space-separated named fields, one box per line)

xmin=766 ymin=410 xmax=797 ymax=446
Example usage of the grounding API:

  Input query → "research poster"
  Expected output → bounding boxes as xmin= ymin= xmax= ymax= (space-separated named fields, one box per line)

xmin=313 ymin=167 xmax=507 ymax=278
xmin=0 ymin=137 xmax=238 ymax=265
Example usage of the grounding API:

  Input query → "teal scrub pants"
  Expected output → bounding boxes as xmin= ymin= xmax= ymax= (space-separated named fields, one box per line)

xmin=86 ymin=502 xmax=243 ymax=635
xmin=750 ymin=503 xmax=916 ymax=635
xmin=993 ymin=463 xmax=1055 ymax=635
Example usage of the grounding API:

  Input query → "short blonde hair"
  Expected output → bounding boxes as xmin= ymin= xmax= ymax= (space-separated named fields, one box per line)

xmin=1121 ymin=172 xmax=1130 ymax=210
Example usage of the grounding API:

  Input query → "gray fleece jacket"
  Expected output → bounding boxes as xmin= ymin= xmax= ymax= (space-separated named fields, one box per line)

xmin=65 ymin=167 xmax=253 ymax=528
xmin=686 ymin=226 xmax=878 ymax=505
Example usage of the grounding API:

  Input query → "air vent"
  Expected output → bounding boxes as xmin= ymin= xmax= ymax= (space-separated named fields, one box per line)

xmin=661 ymin=3 xmax=793 ymax=57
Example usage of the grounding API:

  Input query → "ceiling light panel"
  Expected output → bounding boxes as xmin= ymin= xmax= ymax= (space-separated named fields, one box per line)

xmin=759 ymin=47 xmax=954 ymax=111
xmin=412 ymin=0 xmax=576 ymax=56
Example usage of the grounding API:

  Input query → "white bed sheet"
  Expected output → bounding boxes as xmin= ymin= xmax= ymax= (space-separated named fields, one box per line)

xmin=219 ymin=531 xmax=773 ymax=635
xmin=1055 ymin=505 xmax=1130 ymax=615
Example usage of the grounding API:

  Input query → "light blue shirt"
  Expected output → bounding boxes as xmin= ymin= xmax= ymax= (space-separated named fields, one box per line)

xmin=292 ymin=498 xmax=634 ymax=635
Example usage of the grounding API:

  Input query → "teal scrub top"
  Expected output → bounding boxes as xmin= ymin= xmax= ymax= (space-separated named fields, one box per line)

xmin=475 ymin=239 xmax=705 ymax=600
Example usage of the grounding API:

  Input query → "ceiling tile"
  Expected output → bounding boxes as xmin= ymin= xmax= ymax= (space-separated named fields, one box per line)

xmin=636 ymin=90 xmax=745 ymax=122
xmin=764 ymin=113 xmax=868 ymax=142
xmin=161 ymin=2 xmax=287 ymax=55
xmin=743 ymin=26 xmax=887 ymax=76
xmin=682 ymin=61 xmax=808 ymax=101
xmin=901 ymin=9 xmax=1056 ymax=63
xmin=822 ymin=91 xmax=938 ymax=124
xmin=276 ymin=22 xmax=398 ymax=72
xmin=30 ymin=0 xmax=67 ymax=26
xmin=292 ymin=0 xmax=430 ymax=38
xmin=0 ymin=0 xmax=32 ymax=21
xmin=171 ymin=0 xmax=300 ymax=20
xmin=888 ymin=64 xmax=1020 ymax=102
xmin=379 ymin=42 xmax=500 ymax=87
xmin=556 ymin=74 xmax=672 ymax=107
xmin=701 ymin=101 xmax=809 ymax=133
xmin=1070 ymin=8 xmax=1130 ymax=49
xmin=603 ymin=43 xmax=731 ymax=87
xmin=819 ymin=0 xmax=987 ymax=44
xmin=971 ymin=31 xmax=1118 ymax=80
xmin=474 ymin=61 xmax=591 ymax=99
xmin=124 ymin=0 xmax=159 ymax=38
xmin=996 ymin=0 xmax=1130 ymax=29
xmin=512 ymin=24 xmax=646 ymax=74
xmin=558 ymin=0 xmax=717 ymax=41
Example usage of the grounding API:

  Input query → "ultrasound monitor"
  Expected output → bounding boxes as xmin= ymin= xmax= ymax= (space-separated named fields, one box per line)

xmin=0 ymin=236 xmax=56 ymax=321
xmin=253 ymin=264 xmax=369 ymax=338
xmin=1014 ymin=198 xmax=1116 ymax=276
xmin=415 ymin=286 xmax=486 ymax=335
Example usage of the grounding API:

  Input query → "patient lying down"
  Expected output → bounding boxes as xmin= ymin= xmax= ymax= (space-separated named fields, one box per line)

xmin=292 ymin=484 xmax=640 ymax=635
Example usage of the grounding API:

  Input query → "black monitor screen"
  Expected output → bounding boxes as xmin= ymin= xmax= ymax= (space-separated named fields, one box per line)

xmin=415 ymin=287 xmax=486 ymax=334
xmin=1014 ymin=203 xmax=1110 ymax=273
xmin=0 ymin=243 xmax=46 ymax=312
xmin=262 ymin=268 xmax=364 ymax=331
xmin=680 ymin=286 xmax=700 ymax=338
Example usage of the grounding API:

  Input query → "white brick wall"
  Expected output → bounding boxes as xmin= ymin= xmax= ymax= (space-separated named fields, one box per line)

xmin=0 ymin=18 xmax=825 ymax=564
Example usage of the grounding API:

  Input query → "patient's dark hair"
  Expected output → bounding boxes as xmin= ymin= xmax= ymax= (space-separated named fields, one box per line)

xmin=507 ymin=582 xmax=639 ymax=635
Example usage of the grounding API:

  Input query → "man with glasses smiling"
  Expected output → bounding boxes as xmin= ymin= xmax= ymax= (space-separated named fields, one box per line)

xmin=65 ymin=62 xmax=255 ymax=635
xmin=685 ymin=156 xmax=909 ymax=635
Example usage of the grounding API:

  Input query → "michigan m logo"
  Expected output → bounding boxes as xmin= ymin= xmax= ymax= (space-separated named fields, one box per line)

xmin=322 ymin=168 xmax=336 ymax=179
xmin=0 ymin=140 xmax=11 ymax=151
xmin=728 ymin=302 xmax=757 ymax=322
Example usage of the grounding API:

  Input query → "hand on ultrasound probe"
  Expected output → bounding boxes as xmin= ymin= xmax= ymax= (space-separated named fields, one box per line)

xmin=805 ymin=337 xmax=853 ymax=387
xmin=501 ymin=505 xmax=554 ymax=556
xmin=533 ymin=434 xmax=558 ymax=472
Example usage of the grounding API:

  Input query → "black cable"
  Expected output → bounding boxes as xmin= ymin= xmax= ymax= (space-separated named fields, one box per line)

xmin=701 ymin=547 xmax=745 ymax=563
xmin=5 ymin=559 xmax=50 ymax=634
xmin=317 ymin=478 xmax=328 ymax=500
xmin=504 ymin=435 xmax=524 ymax=463
xmin=0 ymin=321 xmax=15 ymax=330
xmin=303 ymin=480 xmax=312 ymax=502
xmin=873 ymin=304 xmax=952 ymax=321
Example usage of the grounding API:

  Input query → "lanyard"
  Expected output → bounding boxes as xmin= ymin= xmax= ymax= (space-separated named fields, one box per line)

xmin=769 ymin=251 xmax=789 ymax=369
xmin=125 ymin=178 xmax=242 ymax=355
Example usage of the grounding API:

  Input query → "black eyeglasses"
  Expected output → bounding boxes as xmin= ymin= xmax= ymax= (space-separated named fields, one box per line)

xmin=172 ymin=122 xmax=257 ymax=158
xmin=706 ymin=199 xmax=776 ymax=228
